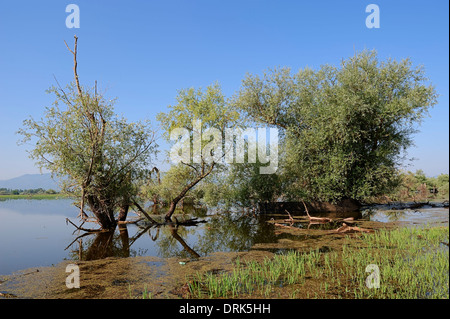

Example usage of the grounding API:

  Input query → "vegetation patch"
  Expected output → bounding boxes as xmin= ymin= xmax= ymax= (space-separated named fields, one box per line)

xmin=187 ymin=226 xmax=449 ymax=299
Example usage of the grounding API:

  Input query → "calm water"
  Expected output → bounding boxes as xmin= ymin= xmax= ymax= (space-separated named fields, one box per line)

xmin=0 ymin=199 xmax=277 ymax=275
xmin=0 ymin=199 xmax=448 ymax=275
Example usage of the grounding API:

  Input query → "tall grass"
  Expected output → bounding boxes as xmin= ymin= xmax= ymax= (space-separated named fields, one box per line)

xmin=188 ymin=226 xmax=449 ymax=299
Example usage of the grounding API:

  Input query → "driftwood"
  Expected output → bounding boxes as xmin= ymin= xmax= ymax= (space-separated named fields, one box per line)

xmin=272 ymin=221 xmax=373 ymax=234
xmin=301 ymin=201 xmax=333 ymax=223
xmin=333 ymin=223 xmax=373 ymax=234
xmin=273 ymin=222 xmax=300 ymax=230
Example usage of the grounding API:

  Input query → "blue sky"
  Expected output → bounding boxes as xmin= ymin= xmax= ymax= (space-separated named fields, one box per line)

xmin=0 ymin=0 xmax=448 ymax=180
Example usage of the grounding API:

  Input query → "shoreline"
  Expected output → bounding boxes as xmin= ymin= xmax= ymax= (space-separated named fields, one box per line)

xmin=1 ymin=212 xmax=447 ymax=299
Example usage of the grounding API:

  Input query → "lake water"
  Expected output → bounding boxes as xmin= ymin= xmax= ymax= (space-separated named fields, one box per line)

xmin=0 ymin=199 xmax=277 ymax=275
xmin=0 ymin=199 xmax=448 ymax=276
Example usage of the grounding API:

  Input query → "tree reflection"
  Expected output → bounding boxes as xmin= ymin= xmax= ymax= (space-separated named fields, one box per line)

xmin=66 ymin=226 xmax=133 ymax=261
xmin=65 ymin=209 xmax=364 ymax=262
xmin=65 ymin=212 xmax=279 ymax=262
xmin=66 ymin=222 xmax=203 ymax=261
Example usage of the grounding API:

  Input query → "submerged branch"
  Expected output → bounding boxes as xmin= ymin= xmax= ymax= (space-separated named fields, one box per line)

xmin=66 ymin=218 xmax=102 ymax=233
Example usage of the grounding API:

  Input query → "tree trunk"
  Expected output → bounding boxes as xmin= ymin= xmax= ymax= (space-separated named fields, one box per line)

xmin=118 ymin=204 xmax=129 ymax=222
xmin=165 ymin=201 xmax=178 ymax=221
xmin=87 ymin=195 xmax=117 ymax=230
xmin=165 ymin=162 xmax=215 ymax=221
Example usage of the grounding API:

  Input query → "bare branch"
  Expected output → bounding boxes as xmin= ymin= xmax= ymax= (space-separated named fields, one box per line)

xmin=133 ymin=200 xmax=158 ymax=224
xmin=181 ymin=161 xmax=199 ymax=174
xmin=65 ymin=35 xmax=83 ymax=101
xmin=66 ymin=218 xmax=102 ymax=232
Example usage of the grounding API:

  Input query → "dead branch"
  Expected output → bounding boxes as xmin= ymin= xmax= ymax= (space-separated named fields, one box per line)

xmin=284 ymin=209 xmax=295 ymax=224
xmin=133 ymin=200 xmax=158 ymax=224
xmin=64 ymin=35 xmax=83 ymax=100
xmin=74 ymin=203 xmax=89 ymax=220
xmin=66 ymin=218 xmax=102 ymax=233
xmin=301 ymin=200 xmax=332 ymax=223
xmin=170 ymin=217 xmax=207 ymax=227
xmin=333 ymin=223 xmax=373 ymax=234
xmin=274 ymin=223 xmax=301 ymax=230
xmin=165 ymin=161 xmax=216 ymax=220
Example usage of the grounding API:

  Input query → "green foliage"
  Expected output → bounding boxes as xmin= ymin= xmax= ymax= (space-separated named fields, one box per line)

xmin=391 ymin=170 xmax=449 ymax=201
xmin=223 ymin=161 xmax=283 ymax=207
xmin=149 ymin=83 xmax=242 ymax=215
xmin=0 ymin=187 xmax=58 ymax=195
xmin=145 ymin=164 xmax=204 ymax=204
xmin=18 ymin=82 xmax=158 ymax=227
xmin=233 ymin=50 xmax=438 ymax=202
xmin=436 ymin=174 xmax=449 ymax=197
xmin=157 ymin=83 xmax=240 ymax=140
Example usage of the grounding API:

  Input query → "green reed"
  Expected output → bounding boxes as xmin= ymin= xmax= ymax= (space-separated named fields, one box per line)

xmin=188 ymin=226 xmax=448 ymax=299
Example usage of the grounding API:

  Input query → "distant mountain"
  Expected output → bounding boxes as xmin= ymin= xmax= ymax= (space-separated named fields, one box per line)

xmin=0 ymin=173 xmax=60 ymax=191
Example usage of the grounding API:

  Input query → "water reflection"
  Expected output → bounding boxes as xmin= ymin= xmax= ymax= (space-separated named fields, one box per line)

xmin=65 ymin=212 xmax=279 ymax=261
xmin=364 ymin=207 xmax=449 ymax=224
xmin=64 ymin=209 xmax=366 ymax=262
xmin=1 ymin=199 xmax=447 ymax=276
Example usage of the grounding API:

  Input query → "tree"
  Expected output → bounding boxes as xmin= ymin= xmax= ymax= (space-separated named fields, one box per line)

xmin=156 ymin=83 xmax=240 ymax=220
xmin=218 ymin=153 xmax=283 ymax=208
xmin=18 ymin=36 xmax=158 ymax=230
xmin=436 ymin=174 xmax=449 ymax=198
xmin=233 ymin=50 xmax=438 ymax=203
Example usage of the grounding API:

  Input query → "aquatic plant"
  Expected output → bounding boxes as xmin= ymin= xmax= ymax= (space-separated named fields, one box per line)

xmin=188 ymin=226 xmax=449 ymax=299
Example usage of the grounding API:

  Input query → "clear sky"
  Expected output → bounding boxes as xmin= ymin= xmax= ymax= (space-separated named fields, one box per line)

xmin=0 ymin=0 xmax=448 ymax=180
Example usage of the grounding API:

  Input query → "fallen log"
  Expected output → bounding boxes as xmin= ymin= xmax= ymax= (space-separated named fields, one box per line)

xmin=273 ymin=222 xmax=301 ymax=230
xmin=333 ymin=223 xmax=373 ymax=234
xmin=301 ymin=201 xmax=333 ymax=223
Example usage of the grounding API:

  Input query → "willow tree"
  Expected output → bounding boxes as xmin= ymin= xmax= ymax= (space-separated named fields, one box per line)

xmin=156 ymin=83 xmax=240 ymax=220
xmin=18 ymin=36 xmax=158 ymax=230
xmin=233 ymin=50 xmax=438 ymax=203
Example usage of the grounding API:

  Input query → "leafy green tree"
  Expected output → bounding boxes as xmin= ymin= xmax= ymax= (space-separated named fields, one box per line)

xmin=233 ymin=50 xmax=438 ymax=203
xmin=18 ymin=37 xmax=158 ymax=230
xmin=219 ymin=157 xmax=283 ymax=208
xmin=156 ymin=83 xmax=240 ymax=220
xmin=414 ymin=169 xmax=428 ymax=185
xmin=436 ymin=173 xmax=449 ymax=198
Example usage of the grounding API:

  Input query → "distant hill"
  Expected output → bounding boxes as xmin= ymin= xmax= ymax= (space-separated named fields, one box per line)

xmin=0 ymin=173 xmax=60 ymax=191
